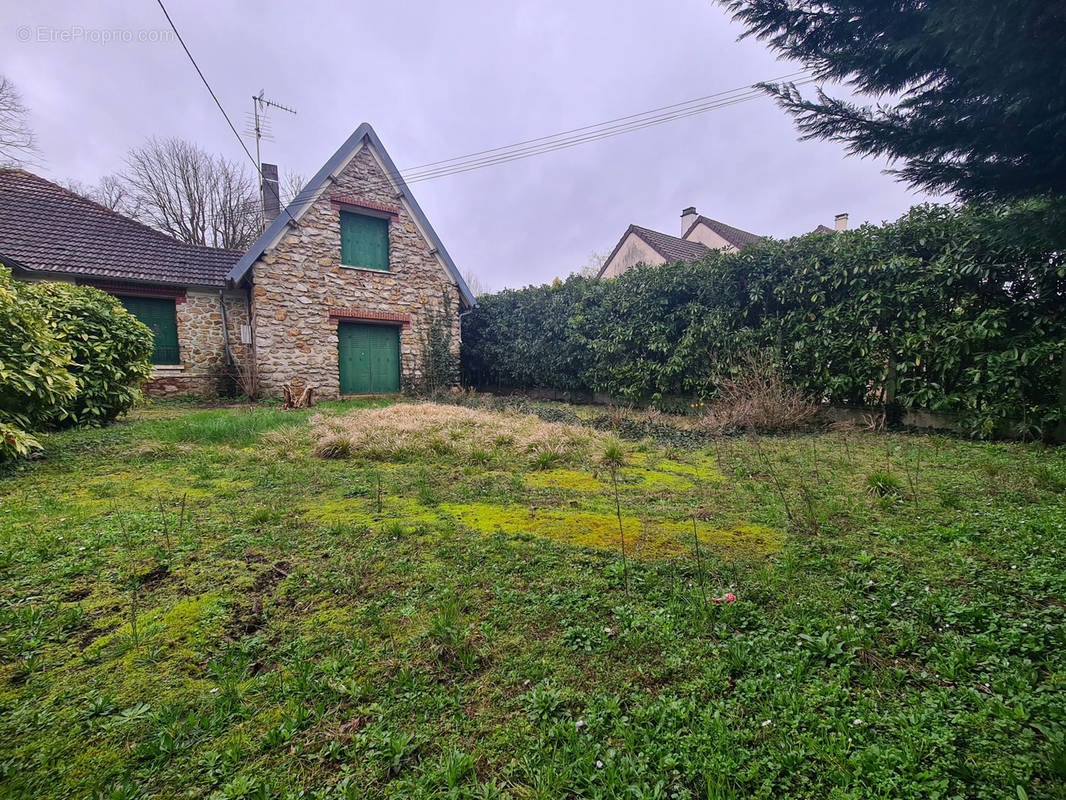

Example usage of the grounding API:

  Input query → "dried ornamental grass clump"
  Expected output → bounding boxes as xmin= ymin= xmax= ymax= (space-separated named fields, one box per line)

xmin=311 ymin=402 xmax=602 ymax=464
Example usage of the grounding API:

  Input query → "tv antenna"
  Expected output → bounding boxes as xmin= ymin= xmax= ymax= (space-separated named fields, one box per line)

xmin=247 ymin=90 xmax=297 ymax=177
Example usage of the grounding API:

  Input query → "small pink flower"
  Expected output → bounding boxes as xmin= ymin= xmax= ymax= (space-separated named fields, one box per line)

xmin=724 ymin=593 xmax=737 ymax=604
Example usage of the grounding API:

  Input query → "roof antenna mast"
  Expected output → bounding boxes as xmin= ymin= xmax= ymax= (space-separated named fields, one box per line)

xmin=247 ymin=91 xmax=297 ymax=225
xmin=249 ymin=90 xmax=297 ymax=175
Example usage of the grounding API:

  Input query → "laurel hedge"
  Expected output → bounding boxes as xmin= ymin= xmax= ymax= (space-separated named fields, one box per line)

xmin=462 ymin=200 xmax=1066 ymax=439
xmin=0 ymin=266 xmax=153 ymax=459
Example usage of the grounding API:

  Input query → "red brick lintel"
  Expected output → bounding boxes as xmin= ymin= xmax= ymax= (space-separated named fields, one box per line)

xmin=328 ymin=307 xmax=410 ymax=328
xmin=330 ymin=195 xmax=401 ymax=217
xmin=77 ymin=280 xmax=188 ymax=303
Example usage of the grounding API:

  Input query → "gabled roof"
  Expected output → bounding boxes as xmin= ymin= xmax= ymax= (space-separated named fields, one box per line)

xmin=597 ymin=224 xmax=710 ymax=278
xmin=0 ymin=169 xmax=241 ymax=287
xmin=813 ymin=224 xmax=835 ymax=234
xmin=227 ymin=123 xmax=475 ymax=307
xmin=683 ymin=215 xmax=762 ymax=249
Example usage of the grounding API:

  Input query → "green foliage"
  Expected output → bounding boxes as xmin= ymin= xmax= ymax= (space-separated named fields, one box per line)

xmin=0 ymin=268 xmax=155 ymax=458
xmin=415 ymin=294 xmax=458 ymax=395
xmin=866 ymin=470 xmax=903 ymax=497
xmin=461 ymin=275 xmax=598 ymax=392
xmin=719 ymin=0 xmax=1066 ymax=201
xmin=1 ymin=402 xmax=1065 ymax=798
xmin=20 ymin=282 xmax=153 ymax=426
xmin=0 ymin=266 xmax=77 ymax=459
xmin=462 ymin=200 xmax=1066 ymax=439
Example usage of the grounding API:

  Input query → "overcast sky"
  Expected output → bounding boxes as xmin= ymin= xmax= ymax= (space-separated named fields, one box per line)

xmin=4 ymin=0 xmax=934 ymax=291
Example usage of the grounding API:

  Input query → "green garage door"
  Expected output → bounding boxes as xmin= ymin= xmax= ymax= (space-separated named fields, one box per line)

xmin=337 ymin=323 xmax=400 ymax=394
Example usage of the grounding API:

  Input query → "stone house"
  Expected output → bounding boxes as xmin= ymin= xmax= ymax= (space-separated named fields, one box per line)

xmin=0 ymin=123 xmax=474 ymax=398
xmin=229 ymin=123 xmax=474 ymax=397
xmin=597 ymin=206 xmax=849 ymax=279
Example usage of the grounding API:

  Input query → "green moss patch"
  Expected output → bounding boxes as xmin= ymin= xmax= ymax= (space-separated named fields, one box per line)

xmin=303 ymin=494 xmax=438 ymax=525
xmin=439 ymin=502 xmax=780 ymax=558
xmin=525 ymin=469 xmax=605 ymax=492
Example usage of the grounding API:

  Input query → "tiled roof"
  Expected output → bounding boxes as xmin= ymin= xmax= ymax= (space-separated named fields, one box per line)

xmin=813 ymin=224 xmax=835 ymax=234
xmin=631 ymin=225 xmax=710 ymax=262
xmin=0 ymin=169 xmax=242 ymax=287
xmin=683 ymin=215 xmax=763 ymax=249
xmin=597 ymin=224 xmax=711 ymax=278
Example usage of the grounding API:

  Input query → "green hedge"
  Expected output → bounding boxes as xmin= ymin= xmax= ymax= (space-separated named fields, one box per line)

xmin=0 ymin=266 xmax=154 ymax=460
xmin=462 ymin=201 xmax=1066 ymax=439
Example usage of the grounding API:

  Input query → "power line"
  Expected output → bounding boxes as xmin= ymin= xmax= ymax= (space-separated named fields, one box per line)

xmin=403 ymin=79 xmax=817 ymax=183
xmin=225 ymin=73 xmax=816 ymax=221
xmin=153 ymin=0 xmax=298 ymax=226
xmin=151 ymin=4 xmax=815 ymax=232
xmin=398 ymin=70 xmax=810 ymax=177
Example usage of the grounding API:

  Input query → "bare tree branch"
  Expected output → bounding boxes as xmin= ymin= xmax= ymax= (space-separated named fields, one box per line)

xmin=461 ymin=270 xmax=490 ymax=298
xmin=576 ymin=250 xmax=607 ymax=278
xmin=0 ymin=76 xmax=39 ymax=167
xmin=94 ymin=174 xmax=134 ymax=214
xmin=60 ymin=174 xmax=135 ymax=214
xmin=281 ymin=170 xmax=307 ymax=207
xmin=119 ymin=137 xmax=259 ymax=249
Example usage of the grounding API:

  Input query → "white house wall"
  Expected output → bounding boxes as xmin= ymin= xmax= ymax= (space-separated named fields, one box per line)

xmin=683 ymin=222 xmax=738 ymax=253
xmin=600 ymin=232 xmax=666 ymax=279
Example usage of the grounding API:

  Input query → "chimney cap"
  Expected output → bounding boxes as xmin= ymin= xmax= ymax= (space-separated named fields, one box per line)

xmin=682 ymin=206 xmax=697 ymax=216
xmin=834 ymin=212 xmax=848 ymax=220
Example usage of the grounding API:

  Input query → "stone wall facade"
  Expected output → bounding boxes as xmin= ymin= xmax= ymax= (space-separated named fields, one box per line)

xmin=144 ymin=289 xmax=252 ymax=397
xmin=248 ymin=144 xmax=463 ymax=399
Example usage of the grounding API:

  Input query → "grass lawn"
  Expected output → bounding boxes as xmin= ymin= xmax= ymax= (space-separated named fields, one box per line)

xmin=1 ymin=398 xmax=1064 ymax=799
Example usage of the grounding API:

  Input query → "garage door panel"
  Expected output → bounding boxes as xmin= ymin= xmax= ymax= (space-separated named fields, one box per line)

xmin=338 ymin=322 xmax=399 ymax=394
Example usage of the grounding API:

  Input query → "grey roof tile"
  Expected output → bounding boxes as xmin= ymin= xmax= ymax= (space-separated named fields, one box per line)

xmin=631 ymin=225 xmax=710 ymax=262
xmin=0 ymin=169 xmax=241 ymax=287
xmin=683 ymin=215 xmax=762 ymax=249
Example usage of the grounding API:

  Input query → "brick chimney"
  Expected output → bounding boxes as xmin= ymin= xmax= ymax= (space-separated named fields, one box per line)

xmin=681 ymin=206 xmax=698 ymax=236
xmin=261 ymin=163 xmax=281 ymax=224
xmin=834 ymin=212 xmax=849 ymax=231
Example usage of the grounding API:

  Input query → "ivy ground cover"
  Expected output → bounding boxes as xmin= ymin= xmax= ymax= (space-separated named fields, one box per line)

xmin=1 ymin=400 xmax=1064 ymax=799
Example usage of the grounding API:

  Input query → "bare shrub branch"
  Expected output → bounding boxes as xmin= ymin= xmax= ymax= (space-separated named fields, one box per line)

xmin=701 ymin=354 xmax=819 ymax=434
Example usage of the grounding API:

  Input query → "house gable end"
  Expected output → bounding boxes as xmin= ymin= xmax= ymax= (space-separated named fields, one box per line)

xmin=682 ymin=220 xmax=738 ymax=252
xmin=230 ymin=123 xmax=474 ymax=307
xmin=598 ymin=227 xmax=669 ymax=279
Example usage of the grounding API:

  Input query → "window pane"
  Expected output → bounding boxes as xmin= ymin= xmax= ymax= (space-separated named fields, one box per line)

xmin=340 ymin=211 xmax=389 ymax=270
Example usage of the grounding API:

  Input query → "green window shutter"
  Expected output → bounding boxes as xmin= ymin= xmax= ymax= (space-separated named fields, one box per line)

xmin=118 ymin=296 xmax=180 ymax=365
xmin=340 ymin=211 xmax=389 ymax=270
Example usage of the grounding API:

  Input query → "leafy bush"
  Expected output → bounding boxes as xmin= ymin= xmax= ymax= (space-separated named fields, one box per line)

xmin=20 ymin=282 xmax=153 ymax=426
xmin=462 ymin=200 xmax=1066 ymax=439
xmin=0 ymin=266 xmax=76 ymax=459
xmin=0 ymin=267 xmax=154 ymax=459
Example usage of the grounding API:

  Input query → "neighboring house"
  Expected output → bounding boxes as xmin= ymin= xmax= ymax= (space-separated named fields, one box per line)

xmin=597 ymin=206 xmax=848 ymax=279
xmin=1 ymin=123 xmax=474 ymax=399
